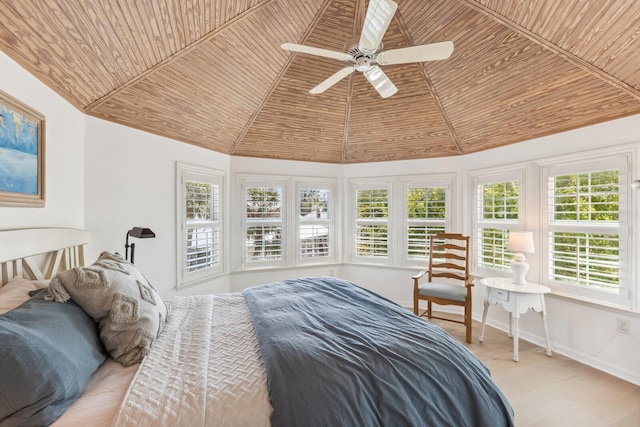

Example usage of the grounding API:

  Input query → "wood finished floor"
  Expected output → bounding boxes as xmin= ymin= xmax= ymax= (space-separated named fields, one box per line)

xmin=429 ymin=317 xmax=640 ymax=427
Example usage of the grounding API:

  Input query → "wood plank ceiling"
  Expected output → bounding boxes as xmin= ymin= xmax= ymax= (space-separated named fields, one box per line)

xmin=0 ymin=0 xmax=639 ymax=163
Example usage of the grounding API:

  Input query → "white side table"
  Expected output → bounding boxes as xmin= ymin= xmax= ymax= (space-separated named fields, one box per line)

xmin=479 ymin=277 xmax=552 ymax=362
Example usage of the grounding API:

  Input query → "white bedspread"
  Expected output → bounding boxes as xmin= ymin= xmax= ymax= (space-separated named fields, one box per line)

xmin=111 ymin=293 xmax=272 ymax=426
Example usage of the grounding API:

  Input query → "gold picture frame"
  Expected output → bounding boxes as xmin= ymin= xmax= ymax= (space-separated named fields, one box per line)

xmin=0 ymin=89 xmax=45 ymax=207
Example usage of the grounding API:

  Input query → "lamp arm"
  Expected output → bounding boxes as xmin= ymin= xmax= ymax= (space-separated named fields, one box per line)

xmin=125 ymin=231 xmax=131 ymax=260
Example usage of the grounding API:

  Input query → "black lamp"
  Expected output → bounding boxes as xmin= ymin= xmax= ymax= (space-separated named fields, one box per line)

xmin=125 ymin=227 xmax=156 ymax=264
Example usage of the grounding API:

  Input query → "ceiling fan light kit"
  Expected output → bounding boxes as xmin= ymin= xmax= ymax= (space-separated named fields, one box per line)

xmin=281 ymin=0 xmax=454 ymax=98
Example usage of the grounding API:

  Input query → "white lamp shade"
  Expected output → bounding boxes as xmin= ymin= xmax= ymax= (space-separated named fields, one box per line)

xmin=507 ymin=231 xmax=535 ymax=254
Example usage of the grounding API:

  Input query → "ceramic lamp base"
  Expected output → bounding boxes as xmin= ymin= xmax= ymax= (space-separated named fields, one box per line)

xmin=510 ymin=256 xmax=529 ymax=285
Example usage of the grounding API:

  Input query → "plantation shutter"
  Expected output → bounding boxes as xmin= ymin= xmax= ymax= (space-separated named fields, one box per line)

xmin=177 ymin=163 xmax=224 ymax=288
xmin=244 ymin=184 xmax=284 ymax=266
xmin=546 ymin=160 xmax=626 ymax=292
xmin=185 ymin=180 xmax=220 ymax=273
xmin=298 ymin=186 xmax=332 ymax=261
xmin=355 ymin=187 xmax=389 ymax=258
xmin=406 ymin=185 xmax=447 ymax=261
xmin=474 ymin=171 xmax=523 ymax=272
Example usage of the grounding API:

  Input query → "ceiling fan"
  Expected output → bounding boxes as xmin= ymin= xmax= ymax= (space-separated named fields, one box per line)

xmin=281 ymin=0 xmax=454 ymax=98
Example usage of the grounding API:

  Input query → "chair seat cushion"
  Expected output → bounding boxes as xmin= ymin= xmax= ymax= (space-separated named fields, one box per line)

xmin=418 ymin=282 xmax=466 ymax=302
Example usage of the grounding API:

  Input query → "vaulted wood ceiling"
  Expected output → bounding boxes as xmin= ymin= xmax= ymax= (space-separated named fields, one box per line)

xmin=1 ymin=0 xmax=639 ymax=163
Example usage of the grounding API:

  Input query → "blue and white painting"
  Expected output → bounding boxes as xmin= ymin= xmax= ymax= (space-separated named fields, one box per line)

xmin=0 ymin=103 xmax=39 ymax=195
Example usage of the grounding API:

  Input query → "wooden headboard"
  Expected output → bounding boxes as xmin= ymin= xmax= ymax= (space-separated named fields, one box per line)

xmin=0 ymin=228 xmax=90 ymax=286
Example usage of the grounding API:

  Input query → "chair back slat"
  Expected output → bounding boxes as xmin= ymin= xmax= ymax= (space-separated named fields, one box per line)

xmin=431 ymin=271 xmax=466 ymax=281
xmin=433 ymin=242 xmax=466 ymax=251
xmin=431 ymin=252 xmax=466 ymax=261
xmin=428 ymin=233 xmax=470 ymax=284
xmin=432 ymin=262 xmax=466 ymax=271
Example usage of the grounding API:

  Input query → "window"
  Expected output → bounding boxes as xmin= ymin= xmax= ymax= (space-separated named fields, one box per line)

xmin=352 ymin=182 xmax=391 ymax=263
xmin=404 ymin=180 xmax=449 ymax=265
xmin=356 ymin=189 xmax=389 ymax=257
xmin=177 ymin=163 xmax=224 ymax=288
xmin=472 ymin=170 xmax=525 ymax=275
xmin=542 ymin=156 xmax=630 ymax=306
xmin=297 ymin=183 xmax=335 ymax=263
xmin=243 ymin=181 xmax=285 ymax=268
xmin=348 ymin=176 xmax=453 ymax=267
xmin=240 ymin=176 xmax=338 ymax=269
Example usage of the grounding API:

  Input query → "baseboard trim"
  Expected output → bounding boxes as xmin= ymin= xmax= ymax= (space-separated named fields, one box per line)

xmin=480 ymin=317 xmax=640 ymax=387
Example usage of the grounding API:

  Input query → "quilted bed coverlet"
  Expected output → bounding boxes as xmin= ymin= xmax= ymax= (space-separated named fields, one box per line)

xmin=111 ymin=293 xmax=272 ymax=426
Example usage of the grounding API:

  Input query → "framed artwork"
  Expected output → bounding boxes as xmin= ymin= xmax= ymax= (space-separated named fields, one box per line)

xmin=0 ymin=89 xmax=45 ymax=207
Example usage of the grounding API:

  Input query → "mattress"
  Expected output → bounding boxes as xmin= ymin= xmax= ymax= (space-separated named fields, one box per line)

xmin=51 ymin=359 xmax=137 ymax=426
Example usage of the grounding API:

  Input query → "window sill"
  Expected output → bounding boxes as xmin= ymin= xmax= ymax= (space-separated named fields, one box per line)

xmin=547 ymin=290 xmax=639 ymax=317
xmin=176 ymin=270 xmax=227 ymax=290
xmin=236 ymin=262 xmax=343 ymax=273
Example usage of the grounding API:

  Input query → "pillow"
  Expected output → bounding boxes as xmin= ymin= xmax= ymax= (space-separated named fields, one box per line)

xmin=0 ymin=277 xmax=50 ymax=315
xmin=49 ymin=252 xmax=168 ymax=366
xmin=0 ymin=289 xmax=107 ymax=426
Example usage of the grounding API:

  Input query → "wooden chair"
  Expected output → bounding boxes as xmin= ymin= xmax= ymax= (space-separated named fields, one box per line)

xmin=412 ymin=233 xmax=474 ymax=343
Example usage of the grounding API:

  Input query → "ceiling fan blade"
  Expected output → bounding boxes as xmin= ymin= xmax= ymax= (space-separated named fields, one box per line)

xmin=310 ymin=67 xmax=355 ymax=94
xmin=363 ymin=66 xmax=397 ymax=98
xmin=281 ymin=43 xmax=353 ymax=61
xmin=376 ymin=41 xmax=454 ymax=65
xmin=358 ymin=0 xmax=398 ymax=53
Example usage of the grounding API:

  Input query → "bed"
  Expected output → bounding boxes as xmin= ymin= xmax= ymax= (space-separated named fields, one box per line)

xmin=0 ymin=228 xmax=514 ymax=426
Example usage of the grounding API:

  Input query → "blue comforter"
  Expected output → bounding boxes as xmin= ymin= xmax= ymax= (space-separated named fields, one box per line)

xmin=243 ymin=277 xmax=514 ymax=427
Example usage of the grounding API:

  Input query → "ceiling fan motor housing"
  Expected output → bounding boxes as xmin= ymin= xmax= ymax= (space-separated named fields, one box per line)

xmin=345 ymin=41 xmax=382 ymax=71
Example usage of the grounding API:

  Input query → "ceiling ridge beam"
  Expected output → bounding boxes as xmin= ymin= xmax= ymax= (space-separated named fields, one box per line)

xmin=394 ymin=9 xmax=464 ymax=155
xmin=342 ymin=0 xmax=365 ymax=163
xmin=354 ymin=0 xmax=365 ymax=38
xmin=341 ymin=74 xmax=355 ymax=163
xmin=85 ymin=0 xmax=276 ymax=113
xmin=458 ymin=0 xmax=640 ymax=102
xmin=230 ymin=0 xmax=334 ymax=155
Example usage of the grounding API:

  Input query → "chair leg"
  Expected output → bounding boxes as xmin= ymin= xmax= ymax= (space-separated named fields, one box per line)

xmin=413 ymin=295 xmax=418 ymax=316
xmin=427 ymin=301 xmax=432 ymax=318
xmin=465 ymin=307 xmax=472 ymax=343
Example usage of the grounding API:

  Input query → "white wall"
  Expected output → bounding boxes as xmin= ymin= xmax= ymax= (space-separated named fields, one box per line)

xmin=0 ymin=52 xmax=85 ymax=229
xmin=84 ymin=117 xmax=232 ymax=298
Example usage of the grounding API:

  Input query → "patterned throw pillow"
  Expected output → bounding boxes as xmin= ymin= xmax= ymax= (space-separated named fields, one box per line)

xmin=49 ymin=252 xmax=168 ymax=366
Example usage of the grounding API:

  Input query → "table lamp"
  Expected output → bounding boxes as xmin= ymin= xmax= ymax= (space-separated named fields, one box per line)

xmin=507 ymin=231 xmax=534 ymax=285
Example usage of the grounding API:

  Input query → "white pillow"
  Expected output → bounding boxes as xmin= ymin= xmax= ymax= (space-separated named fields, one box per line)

xmin=0 ymin=277 xmax=50 ymax=314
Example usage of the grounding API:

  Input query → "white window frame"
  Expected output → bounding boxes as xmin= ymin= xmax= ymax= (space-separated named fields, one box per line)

xmin=470 ymin=167 xmax=527 ymax=278
xmin=540 ymin=154 xmax=631 ymax=308
xmin=238 ymin=175 xmax=339 ymax=271
xmin=350 ymin=179 xmax=393 ymax=265
xmin=241 ymin=178 xmax=287 ymax=269
xmin=402 ymin=176 xmax=452 ymax=267
xmin=176 ymin=162 xmax=224 ymax=289
xmin=296 ymin=180 xmax=337 ymax=265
